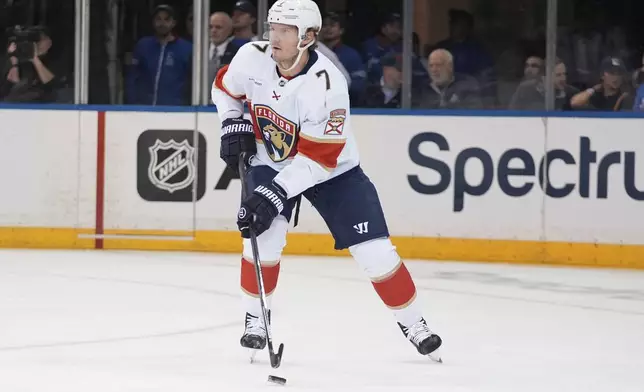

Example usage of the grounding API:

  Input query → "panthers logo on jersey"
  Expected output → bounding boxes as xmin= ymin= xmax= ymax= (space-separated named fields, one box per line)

xmin=254 ymin=105 xmax=297 ymax=162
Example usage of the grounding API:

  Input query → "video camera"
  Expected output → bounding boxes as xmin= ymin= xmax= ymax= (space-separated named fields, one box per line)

xmin=7 ymin=25 xmax=43 ymax=63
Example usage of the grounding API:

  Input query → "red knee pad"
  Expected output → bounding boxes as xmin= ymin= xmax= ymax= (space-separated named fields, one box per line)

xmin=371 ymin=261 xmax=417 ymax=309
xmin=240 ymin=257 xmax=281 ymax=297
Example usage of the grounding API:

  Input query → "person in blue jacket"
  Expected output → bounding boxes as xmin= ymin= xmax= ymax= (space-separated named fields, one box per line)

xmin=127 ymin=5 xmax=193 ymax=106
xmin=431 ymin=9 xmax=495 ymax=104
xmin=361 ymin=13 xmax=428 ymax=86
xmin=320 ymin=12 xmax=367 ymax=104
xmin=634 ymin=83 xmax=644 ymax=111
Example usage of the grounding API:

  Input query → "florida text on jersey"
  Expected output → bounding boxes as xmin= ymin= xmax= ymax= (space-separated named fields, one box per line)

xmin=211 ymin=41 xmax=360 ymax=199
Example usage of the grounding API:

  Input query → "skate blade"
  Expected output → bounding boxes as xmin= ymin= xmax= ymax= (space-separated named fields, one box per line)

xmin=249 ymin=348 xmax=260 ymax=363
xmin=427 ymin=348 xmax=443 ymax=363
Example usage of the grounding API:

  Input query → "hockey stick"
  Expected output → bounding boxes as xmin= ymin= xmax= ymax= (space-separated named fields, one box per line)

xmin=238 ymin=152 xmax=284 ymax=369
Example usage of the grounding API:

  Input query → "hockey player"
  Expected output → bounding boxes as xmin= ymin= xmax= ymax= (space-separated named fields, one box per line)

xmin=211 ymin=0 xmax=442 ymax=360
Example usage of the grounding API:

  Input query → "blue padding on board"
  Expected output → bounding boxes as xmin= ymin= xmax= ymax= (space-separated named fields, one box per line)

xmin=0 ymin=103 xmax=643 ymax=118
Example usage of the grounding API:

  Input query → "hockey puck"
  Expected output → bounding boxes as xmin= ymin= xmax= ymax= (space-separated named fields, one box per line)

xmin=268 ymin=375 xmax=287 ymax=385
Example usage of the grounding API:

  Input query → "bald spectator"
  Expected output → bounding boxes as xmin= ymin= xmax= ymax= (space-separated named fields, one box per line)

xmin=208 ymin=12 xmax=249 ymax=90
xmin=415 ymin=49 xmax=482 ymax=109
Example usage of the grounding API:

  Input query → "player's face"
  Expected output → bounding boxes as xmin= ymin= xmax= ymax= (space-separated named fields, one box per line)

xmin=269 ymin=23 xmax=300 ymax=62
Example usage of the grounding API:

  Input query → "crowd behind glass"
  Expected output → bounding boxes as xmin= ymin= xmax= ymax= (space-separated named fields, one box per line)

xmin=1 ymin=0 xmax=643 ymax=112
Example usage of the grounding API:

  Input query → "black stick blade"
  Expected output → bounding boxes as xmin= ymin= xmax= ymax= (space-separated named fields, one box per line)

xmin=270 ymin=343 xmax=284 ymax=368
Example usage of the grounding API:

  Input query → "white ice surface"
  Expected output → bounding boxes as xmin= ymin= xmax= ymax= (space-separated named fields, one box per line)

xmin=1 ymin=249 xmax=643 ymax=391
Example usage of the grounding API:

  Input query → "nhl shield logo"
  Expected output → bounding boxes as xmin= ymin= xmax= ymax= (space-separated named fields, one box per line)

xmin=148 ymin=139 xmax=195 ymax=193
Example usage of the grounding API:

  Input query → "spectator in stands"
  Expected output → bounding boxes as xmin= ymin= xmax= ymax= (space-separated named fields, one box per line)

xmin=566 ymin=15 xmax=604 ymax=89
xmin=185 ymin=6 xmax=194 ymax=41
xmin=604 ymin=26 xmax=634 ymax=68
xmin=415 ymin=49 xmax=482 ymax=109
xmin=509 ymin=58 xmax=579 ymax=110
xmin=232 ymin=0 xmax=258 ymax=41
xmin=413 ymin=33 xmax=428 ymax=70
xmin=522 ymin=56 xmax=545 ymax=82
xmin=361 ymin=13 xmax=428 ymax=86
xmin=633 ymin=83 xmax=644 ymax=111
xmin=0 ymin=26 xmax=69 ymax=103
xmin=359 ymin=52 xmax=403 ymax=108
xmin=570 ymin=57 xmax=634 ymax=111
xmin=495 ymin=30 xmax=546 ymax=108
xmin=432 ymin=9 xmax=494 ymax=89
xmin=208 ymin=12 xmax=248 ymax=90
xmin=320 ymin=12 xmax=367 ymax=104
xmin=500 ymin=54 xmax=545 ymax=107
xmin=633 ymin=52 xmax=644 ymax=88
xmin=126 ymin=5 xmax=192 ymax=106
xmin=630 ymin=54 xmax=644 ymax=110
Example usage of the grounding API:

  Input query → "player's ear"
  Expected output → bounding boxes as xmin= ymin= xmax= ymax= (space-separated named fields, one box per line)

xmin=303 ymin=29 xmax=316 ymax=44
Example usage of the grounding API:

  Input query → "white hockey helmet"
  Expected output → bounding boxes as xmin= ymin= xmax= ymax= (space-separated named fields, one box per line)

xmin=265 ymin=0 xmax=322 ymax=71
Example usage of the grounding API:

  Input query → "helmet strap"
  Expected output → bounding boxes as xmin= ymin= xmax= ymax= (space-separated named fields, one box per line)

xmin=278 ymin=32 xmax=315 ymax=73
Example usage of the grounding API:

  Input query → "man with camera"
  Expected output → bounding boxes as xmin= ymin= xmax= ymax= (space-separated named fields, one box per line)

xmin=1 ymin=26 xmax=66 ymax=103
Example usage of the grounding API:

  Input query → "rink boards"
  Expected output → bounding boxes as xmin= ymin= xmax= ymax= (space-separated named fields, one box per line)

xmin=1 ymin=107 xmax=643 ymax=269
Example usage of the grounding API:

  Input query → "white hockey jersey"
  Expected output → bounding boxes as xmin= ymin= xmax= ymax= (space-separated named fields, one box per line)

xmin=211 ymin=41 xmax=360 ymax=199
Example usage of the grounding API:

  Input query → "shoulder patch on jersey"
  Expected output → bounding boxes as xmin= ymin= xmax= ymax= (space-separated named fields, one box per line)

xmin=253 ymin=104 xmax=298 ymax=162
xmin=324 ymin=109 xmax=346 ymax=135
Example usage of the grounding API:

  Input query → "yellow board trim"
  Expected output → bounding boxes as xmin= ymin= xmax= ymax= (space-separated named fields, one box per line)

xmin=0 ymin=227 xmax=95 ymax=249
xmin=1 ymin=227 xmax=643 ymax=270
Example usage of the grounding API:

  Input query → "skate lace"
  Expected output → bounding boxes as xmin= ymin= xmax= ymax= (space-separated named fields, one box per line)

xmin=407 ymin=321 xmax=432 ymax=345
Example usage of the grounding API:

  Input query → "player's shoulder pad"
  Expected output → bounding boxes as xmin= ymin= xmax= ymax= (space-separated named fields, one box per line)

xmin=235 ymin=41 xmax=273 ymax=61
xmin=226 ymin=41 xmax=273 ymax=77
xmin=307 ymin=52 xmax=349 ymax=95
